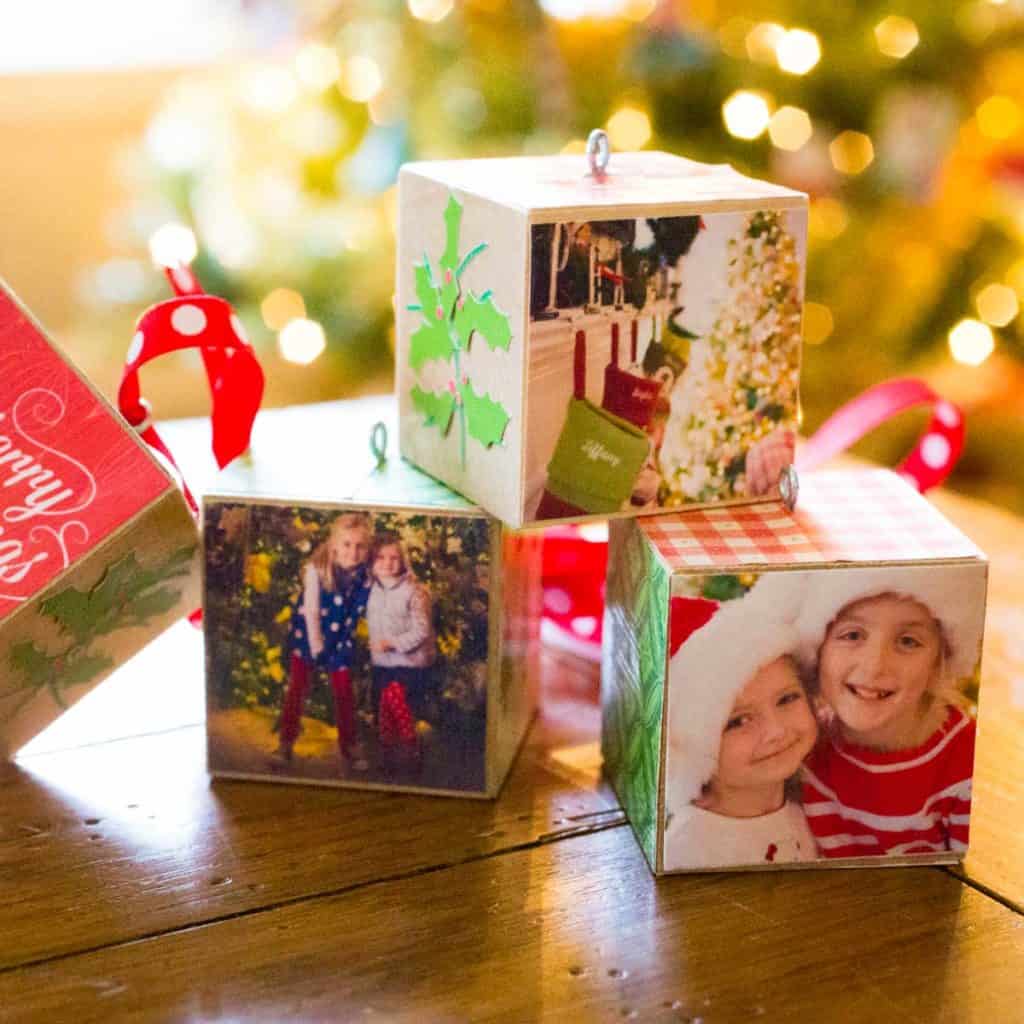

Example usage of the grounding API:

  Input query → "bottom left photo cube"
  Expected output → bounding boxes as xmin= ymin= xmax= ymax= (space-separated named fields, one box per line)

xmin=201 ymin=410 xmax=542 ymax=799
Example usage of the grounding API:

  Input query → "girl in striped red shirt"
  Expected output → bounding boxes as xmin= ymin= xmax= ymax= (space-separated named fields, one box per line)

xmin=796 ymin=569 xmax=986 ymax=860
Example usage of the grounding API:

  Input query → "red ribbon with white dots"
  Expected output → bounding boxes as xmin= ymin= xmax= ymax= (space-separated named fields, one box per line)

xmin=796 ymin=377 xmax=965 ymax=491
xmin=117 ymin=266 xmax=265 ymax=515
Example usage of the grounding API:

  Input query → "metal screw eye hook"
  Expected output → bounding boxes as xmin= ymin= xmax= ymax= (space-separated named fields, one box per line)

xmin=586 ymin=129 xmax=610 ymax=179
xmin=779 ymin=464 xmax=799 ymax=512
xmin=370 ymin=421 xmax=388 ymax=468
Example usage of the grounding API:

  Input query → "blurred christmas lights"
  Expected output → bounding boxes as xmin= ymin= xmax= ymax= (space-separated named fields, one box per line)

xmin=408 ymin=0 xmax=454 ymax=22
xmin=745 ymin=22 xmax=785 ymax=63
xmin=809 ymin=198 xmax=849 ymax=241
xmin=803 ymin=302 xmax=834 ymax=345
xmin=606 ymin=106 xmax=652 ymax=149
xmin=148 ymin=223 xmax=198 ymax=268
xmin=829 ymin=131 xmax=874 ymax=174
xmin=261 ymin=289 xmax=306 ymax=331
xmin=722 ymin=91 xmax=772 ymax=140
xmin=240 ymin=65 xmax=298 ymax=115
xmin=769 ymin=106 xmax=813 ymax=151
xmin=874 ymin=16 xmax=920 ymax=59
xmin=295 ymin=44 xmax=341 ymax=92
xmin=976 ymin=95 xmax=1022 ymax=140
xmin=976 ymin=283 xmax=1019 ymax=327
xmin=775 ymin=29 xmax=821 ymax=75
xmin=342 ymin=56 xmax=384 ymax=103
xmin=279 ymin=318 xmax=327 ymax=365
xmin=948 ymin=318 xmax=995 ymax=366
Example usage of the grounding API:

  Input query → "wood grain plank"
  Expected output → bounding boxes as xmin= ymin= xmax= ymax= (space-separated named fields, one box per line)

xmin=0 ymin=647 xmax=615 ymax=970
xmin=2 ymin=825 xmax=1022 ymax=1023
xmin=929 ymin=489 xmax=1024 ymax=911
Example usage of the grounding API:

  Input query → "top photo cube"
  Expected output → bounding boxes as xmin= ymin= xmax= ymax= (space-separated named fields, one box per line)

xmin=396 ymin=152 xmax=807 ymax=528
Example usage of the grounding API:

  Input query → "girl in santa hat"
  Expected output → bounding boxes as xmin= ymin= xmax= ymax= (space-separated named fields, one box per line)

xmin=663 ymin=576 xmax=819 ymax=871
xmin=795 ymin=567 xmax=986 ymax=859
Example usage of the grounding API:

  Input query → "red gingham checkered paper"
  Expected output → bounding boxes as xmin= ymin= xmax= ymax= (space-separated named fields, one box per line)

xmin=641 ymin=470 xmax=983 ymax=569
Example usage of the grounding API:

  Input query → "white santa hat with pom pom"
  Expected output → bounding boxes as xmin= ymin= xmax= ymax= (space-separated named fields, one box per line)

xmin=664 ymin=572 xmax=809 ymax=818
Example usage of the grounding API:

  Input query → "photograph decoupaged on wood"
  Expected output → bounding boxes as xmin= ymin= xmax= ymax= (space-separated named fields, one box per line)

xmin=663 ymin=565 xmax=986 ymax=871
xmin=204 ymin=502 xmax=494 ymax=794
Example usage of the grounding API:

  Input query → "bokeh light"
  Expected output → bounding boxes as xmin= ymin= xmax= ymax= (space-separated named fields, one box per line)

xmin=829 ymin=130 xmax=874 ymax=174
xmin=803 ymin=302 xmax=834 ymax=345
xmin=745 ymin=22 xmax=785 ymax=63
xmin=148 ymin=223 xmax=197 ymax=268
xmin=341 ymin=55 xmax=383 ymax=103
xmin=948 ymin=318 xmax=995 ymax=366
xmin=295 ymin=44 xmax=341 ymax=92
xmin=769 ymin=106 xmax=813 ymax=151
xmin=408 ymin=0 xmax=454 ymax=22
xmin=976 ymin=95 xmax=1022 ymax=140
xmin=278 ymin=318 xmax=327 ymax=365
xmin=874 ymin=16 xmax=920 ymax=58
xmin=722 ymin=91 xmax=772 ymax=140
xmin=261 ymin=289 xmax=306 ymax=331
xmin=775 ymin=29 xmax=821 ymax=75
xmin=606 ymin=105 xmax=652 ymax=149
xmin=976 ymin=283 xmax=1019 ymax=327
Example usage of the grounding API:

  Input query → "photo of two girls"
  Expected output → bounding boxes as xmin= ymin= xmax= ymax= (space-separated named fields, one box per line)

xmin=204 ymin=503 xmax=493 ymax=794
xmin=663 ymin=564 xmax=986 ymax=871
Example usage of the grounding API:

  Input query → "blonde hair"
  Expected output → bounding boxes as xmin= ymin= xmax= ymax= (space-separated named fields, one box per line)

xmin=817 ymin=592 xmax=964 ymax=749
xmin=308 ymin=513 xmax=370 ymax=591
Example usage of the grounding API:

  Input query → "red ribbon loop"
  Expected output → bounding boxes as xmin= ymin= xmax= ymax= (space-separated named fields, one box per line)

xmin=117 ymin=265 xmax=265 ymax=515
xmin=797 ymin=378 xmax=965 ymax=493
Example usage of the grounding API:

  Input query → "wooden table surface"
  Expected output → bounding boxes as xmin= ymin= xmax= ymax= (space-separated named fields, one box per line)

xmin=3 ymin=480 xmax=1024 ymax=1022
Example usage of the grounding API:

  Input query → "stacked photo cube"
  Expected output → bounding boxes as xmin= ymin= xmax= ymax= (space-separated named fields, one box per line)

xmin=204 ymin=149 xmax=988 ymax=875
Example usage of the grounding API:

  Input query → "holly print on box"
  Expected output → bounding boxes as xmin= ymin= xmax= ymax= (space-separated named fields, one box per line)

xmin=0 ymin=280 xmax=199 ymax=757
xmin=396 ymin=151 xmax=806 ymax=527
xmin=602 ymin=470 xmax=987 ymax=875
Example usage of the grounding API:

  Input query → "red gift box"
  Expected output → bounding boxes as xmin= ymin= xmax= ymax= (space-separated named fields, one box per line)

xmin=0 ymin=281 xmax=199 ymax=757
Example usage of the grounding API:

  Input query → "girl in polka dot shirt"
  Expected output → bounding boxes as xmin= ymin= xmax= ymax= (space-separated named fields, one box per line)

xmin=275 ymin=513 xmax=371 ymax=765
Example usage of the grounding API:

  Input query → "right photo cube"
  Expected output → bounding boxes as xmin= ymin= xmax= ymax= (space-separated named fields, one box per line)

xmin=601 ymin=470 xmax=988 ymax=875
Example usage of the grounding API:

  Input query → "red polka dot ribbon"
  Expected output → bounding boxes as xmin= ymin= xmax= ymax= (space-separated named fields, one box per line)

xmin=117 ymin=265 xmax=265 ymax=515
xmin=796 ymin=377 xmax=965 ymax=492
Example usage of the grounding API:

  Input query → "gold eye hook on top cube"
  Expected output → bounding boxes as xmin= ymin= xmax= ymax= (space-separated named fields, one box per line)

xmin=586 ymin=129 xmax=610 ymax=179
xmin=779 ymin=463 xmax=799 ymax=512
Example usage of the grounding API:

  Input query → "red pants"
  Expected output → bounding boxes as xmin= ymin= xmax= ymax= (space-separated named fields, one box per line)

xmin=378 ymin=680 xmax=417 ymax=747
xmin=280 ymin=653 xmax=356 ymax=756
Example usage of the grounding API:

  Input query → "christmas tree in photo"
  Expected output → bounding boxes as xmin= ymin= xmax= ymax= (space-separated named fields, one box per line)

xmin=660 ymin=210 xmax=803 ymax=505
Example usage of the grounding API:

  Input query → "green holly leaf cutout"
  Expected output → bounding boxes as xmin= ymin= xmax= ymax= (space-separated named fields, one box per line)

xmin=411 ymin=386 xmax=457 ymax=434
xmin=440 ymin=195 xmax=462 ymax=275
xmin=454 ymin=292 xmax=513 ymax=353
xmin=407 ymin=193 xmax=513 ymax=466
xmin=409 ymin=320 xmax=455 ymax=371
xmin=461 ymin=381 xmax=510 ymax=447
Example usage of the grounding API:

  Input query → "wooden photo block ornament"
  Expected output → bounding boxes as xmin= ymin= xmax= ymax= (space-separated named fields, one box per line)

xmin=602 ymin=470 xmax=987 ymax=875
xmin=0 ymin=280 xmax=199 ymax=758
xmin=202 ymin=400 xmax=541 ymax=798
xmin=396 ymin=150 xmax=807 ymax=527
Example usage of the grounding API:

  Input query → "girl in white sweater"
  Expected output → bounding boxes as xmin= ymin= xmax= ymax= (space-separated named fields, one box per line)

xmin=366 ymin=531 xmax=436 ymax=751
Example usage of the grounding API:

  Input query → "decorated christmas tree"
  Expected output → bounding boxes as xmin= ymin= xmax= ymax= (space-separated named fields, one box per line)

xmin=78 ymin=0 xmax=1024 ymax=509
xmin=660 ymin=210 xmax=802 ymax=503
